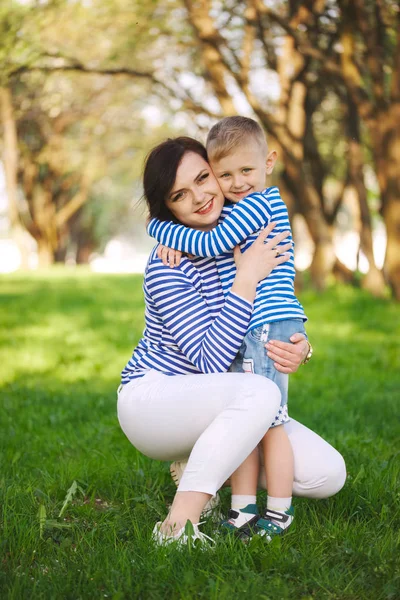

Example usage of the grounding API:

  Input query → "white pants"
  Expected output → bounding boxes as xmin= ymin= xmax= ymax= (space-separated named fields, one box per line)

xmin=117 ymin=370 xmax=346 ymax=498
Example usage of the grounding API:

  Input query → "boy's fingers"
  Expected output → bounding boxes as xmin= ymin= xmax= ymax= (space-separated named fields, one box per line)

xmin=174 ymin=251 xmax=182 ymax=267
xmin=161 ymin=247 xmax=170 ymax=266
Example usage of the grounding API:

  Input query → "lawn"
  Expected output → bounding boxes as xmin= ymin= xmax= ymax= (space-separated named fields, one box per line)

xmin=0 ymin=270 xmax=399 ymax=600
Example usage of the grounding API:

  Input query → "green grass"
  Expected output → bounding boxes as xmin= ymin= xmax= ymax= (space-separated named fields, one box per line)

xmin=1 ymin=270 xmax=399 ymax=599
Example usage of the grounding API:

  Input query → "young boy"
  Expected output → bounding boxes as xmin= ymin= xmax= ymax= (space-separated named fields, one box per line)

xmin=147 ymin=116 xmax=311 ymax=541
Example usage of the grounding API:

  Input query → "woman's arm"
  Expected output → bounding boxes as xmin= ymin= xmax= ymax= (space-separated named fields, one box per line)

xmin=147 ymin=187 xmax=286 ymax=257
xmin=149 ymin=270 xmax=251 ymax=373
xmin=266 ymin=333 xmax=310 ymax=374
xmin=148 ymin=225 xmax=290 ymax=374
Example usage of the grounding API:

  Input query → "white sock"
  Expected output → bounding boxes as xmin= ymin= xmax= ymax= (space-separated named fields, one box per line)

xmin=266 ymin=496 xmax=293 ymax=530
xmin=231 ymin=494 xmax=257 ymax=511
xmin=267 ymin=496 xmax=292 ymax=512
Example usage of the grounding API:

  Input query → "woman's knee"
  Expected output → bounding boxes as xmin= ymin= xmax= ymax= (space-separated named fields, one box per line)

xmin=322 ymin=451 xmax=347 ymax=497
xmin=294 ymin=450 xmax=347 ymax=499
xmin=239 ymin=374 xmax=281 ymax=420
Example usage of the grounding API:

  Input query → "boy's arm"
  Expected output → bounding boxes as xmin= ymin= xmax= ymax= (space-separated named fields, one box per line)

xmin=147 ymin=189 xmax=276 ymax=257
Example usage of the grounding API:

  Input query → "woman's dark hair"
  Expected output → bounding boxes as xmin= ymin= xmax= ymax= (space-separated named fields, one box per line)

xmin=143 ymin=137 xmax=208 ymax=221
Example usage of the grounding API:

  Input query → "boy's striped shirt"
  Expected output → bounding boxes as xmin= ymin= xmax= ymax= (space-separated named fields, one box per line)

xmin=121 ymin=249 xmax=253 ymax=383
xmin=147 ymin=187 xmax=306 ymax=330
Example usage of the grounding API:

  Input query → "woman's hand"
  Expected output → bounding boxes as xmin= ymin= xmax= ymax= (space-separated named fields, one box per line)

xmin=265 ymin=333 xmax=310 ymax=374
xmin=231 ymin=223 xmax=292 ymax=303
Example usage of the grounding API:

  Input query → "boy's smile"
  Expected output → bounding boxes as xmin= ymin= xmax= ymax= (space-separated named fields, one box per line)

xmin=210 ymin=141 xmax=277 ymax=203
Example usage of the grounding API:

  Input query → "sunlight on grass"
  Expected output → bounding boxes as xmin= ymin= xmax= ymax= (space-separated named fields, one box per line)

xmin=1 ymin=271 xmax=399 ymax=599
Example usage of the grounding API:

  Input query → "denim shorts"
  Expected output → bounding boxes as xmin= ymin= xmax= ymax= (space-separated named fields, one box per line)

xmin=229 ymin=318 xmax=307 ymax=427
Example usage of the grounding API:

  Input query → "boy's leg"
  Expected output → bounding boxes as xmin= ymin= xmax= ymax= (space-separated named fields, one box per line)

xmin=230 ymin=447 xmax=259 ymax=498
xmin=258 ymin=425 xmax=294 ymax=535
xmin=262 ymin=426 xmax=293 ymax=498
xmin=240 ymin=321 xmax=306 ymax=537
xmin=224 ymin=448 xmax=260 ymax=531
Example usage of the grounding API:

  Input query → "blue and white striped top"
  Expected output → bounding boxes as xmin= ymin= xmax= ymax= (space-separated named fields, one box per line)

xmin=147 ymin=187 xmax=306 ymax=331
xmin=121 ymin=248 xmax=253 ymax=383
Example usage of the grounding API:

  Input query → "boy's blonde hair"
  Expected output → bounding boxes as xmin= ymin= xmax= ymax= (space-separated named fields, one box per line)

xmin=206 ymin=116 xmax=267 ymax=162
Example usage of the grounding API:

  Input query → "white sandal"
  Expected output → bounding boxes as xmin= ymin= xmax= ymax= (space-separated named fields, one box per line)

xmin=152 ymin=520 xmax=215 ymax=548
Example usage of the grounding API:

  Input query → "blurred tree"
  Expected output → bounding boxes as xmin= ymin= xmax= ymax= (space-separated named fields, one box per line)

xmin=2 ymin=0 xmax=398 ymax=299
xmin=0 ymin=1 xmax=40 ymax=267
xmin=2 ymin=0 xmax=187 ymax=265
xmin=336 ymin=0 xmax=400 ymax=297
xmin=180 ymin=0 xmax=391 ymax=295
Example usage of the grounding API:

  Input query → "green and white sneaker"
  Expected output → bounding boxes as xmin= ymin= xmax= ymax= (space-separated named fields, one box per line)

xmin=221 ymin=503 xmax=260 ymax=542
xmin=170 ymin=460 xmax=221 ymax=518
xmin=255 ymin=506 xmax=294 ymax=541
xmin=152 ymin=519 xmax=215 ymax=549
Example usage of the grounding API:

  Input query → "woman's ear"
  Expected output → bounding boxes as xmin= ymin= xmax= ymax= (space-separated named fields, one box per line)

xmin=266 ymin=150 xmax=278 ymax=175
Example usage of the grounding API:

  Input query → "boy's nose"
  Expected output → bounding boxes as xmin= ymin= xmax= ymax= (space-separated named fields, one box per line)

xmin=232 ymin=175 xmax=244 ymax=189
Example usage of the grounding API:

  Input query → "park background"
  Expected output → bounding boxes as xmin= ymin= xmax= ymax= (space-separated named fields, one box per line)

xmin=1 ymin=1 xmax=399 ymax=598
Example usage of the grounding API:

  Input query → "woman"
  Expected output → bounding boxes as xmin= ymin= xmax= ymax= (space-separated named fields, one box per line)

xmin=117 ymin=137 xmax=346 ymax=546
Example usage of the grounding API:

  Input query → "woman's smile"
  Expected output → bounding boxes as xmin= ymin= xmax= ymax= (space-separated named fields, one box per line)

xmin=165 ymin=152 xmax=225 ymax=231
xmin=195 ymin=198 xmax=214 ymax=215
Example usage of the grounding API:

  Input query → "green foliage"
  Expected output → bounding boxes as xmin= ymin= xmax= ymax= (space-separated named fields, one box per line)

xmin=0 ymin=272 xmax=399 ymax=599
xmin=0 ymin=1 xmax=39 ymax=85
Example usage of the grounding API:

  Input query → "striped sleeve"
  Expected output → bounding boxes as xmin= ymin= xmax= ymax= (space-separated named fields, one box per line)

xmin=146 ymin=262 xmax=253 ymax=373
xmin=147 ymin=190 xmax=275 ymax=257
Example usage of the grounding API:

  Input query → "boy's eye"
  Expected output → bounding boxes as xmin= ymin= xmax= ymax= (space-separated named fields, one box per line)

xmin=219 ymin=173 xmax=230 ymax=179
xmin=242 ymin=168 xmax=252 ymax=173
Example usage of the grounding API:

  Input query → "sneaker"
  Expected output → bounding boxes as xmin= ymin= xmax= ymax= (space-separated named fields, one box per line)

xmin=170 ymin=461 xmax=221 ymax=518
xmin=152 ymin=519 xmax=215 ymax=548
xmin=221 ymin=503 xmax=260 ymax=542
xmin=255 ymin=506 xmax=294 ymax=541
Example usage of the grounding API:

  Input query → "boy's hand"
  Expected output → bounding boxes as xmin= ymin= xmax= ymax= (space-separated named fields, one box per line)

xmin=157 ymin=244 xmax=182 ymax=268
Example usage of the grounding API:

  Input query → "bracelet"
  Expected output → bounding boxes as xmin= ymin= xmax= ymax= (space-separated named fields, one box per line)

xmin=302 ymin=341 xmax=313 ymax=365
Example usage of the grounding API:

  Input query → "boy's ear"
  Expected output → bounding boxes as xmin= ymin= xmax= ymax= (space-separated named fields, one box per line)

xmin=265 ymin=150 xmax=278 ymax=175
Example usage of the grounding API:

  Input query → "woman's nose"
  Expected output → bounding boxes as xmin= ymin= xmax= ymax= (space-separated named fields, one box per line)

xmin=193 ymin=188 xmax=206 ymax=204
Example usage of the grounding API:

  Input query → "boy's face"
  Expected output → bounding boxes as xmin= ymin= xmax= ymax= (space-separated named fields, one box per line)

xmin=210 ymin=140 xmax=277 ymax=203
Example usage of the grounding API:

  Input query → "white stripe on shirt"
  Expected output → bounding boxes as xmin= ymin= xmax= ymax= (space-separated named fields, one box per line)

xmin=147 ymin=187 xmax=306 ymax=329
xmin=121 ymin=249 xmax=253 ymax=383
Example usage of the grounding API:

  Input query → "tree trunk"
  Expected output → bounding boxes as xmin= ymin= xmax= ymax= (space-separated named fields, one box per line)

xmin=380 ymin=111 xmax=400 ymax=299
xmin=182 ymin=0 xmax=236 ymax=115
xmin=284 ymin=160 xmax=336 ymax=290
xmin=76 ymin=241 xmax=95 ymax=264
xmin=346 ymin=97 xmax=386 ymax=297
xmin=37 ymin=237 xmax=54 ymax=267
xmin=0 ymin=86 xmax=31 ymax=269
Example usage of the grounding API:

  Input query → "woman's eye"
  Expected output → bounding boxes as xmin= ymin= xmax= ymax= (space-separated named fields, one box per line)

xmin=199 ymin=173 xmax=209 ymax=182
xmin=172 ymin=191 xmax=185 ymax=202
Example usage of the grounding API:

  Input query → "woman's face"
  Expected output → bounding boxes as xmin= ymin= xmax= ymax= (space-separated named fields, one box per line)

xmin=165 ymin=152 xmax=225 ymax=231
